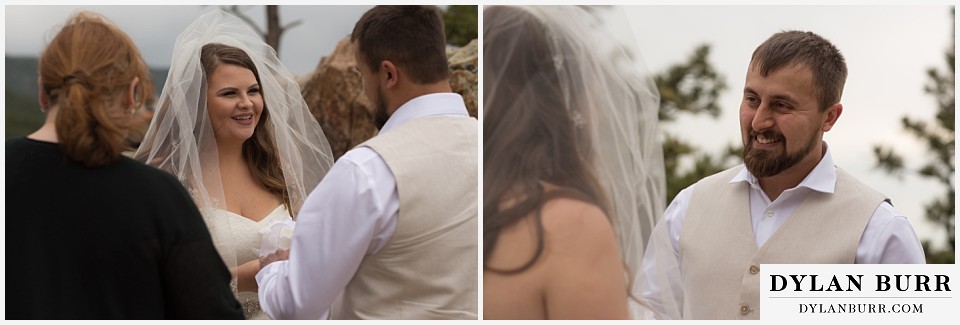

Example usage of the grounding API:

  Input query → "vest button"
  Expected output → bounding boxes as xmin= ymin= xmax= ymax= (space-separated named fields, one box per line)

xmin=740 ymin=304 xmax=751 ymax=315
xmin=750 ymin=265 xmax=760 ymax=274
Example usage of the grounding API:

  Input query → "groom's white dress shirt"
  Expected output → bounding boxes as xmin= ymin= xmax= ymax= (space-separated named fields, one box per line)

xmin=256 ymin=93 xmax=470 ymax=320
xmin=640 ymin=143 xmax=926 ymax=319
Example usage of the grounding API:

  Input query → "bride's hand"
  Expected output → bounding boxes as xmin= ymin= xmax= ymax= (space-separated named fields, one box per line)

xmin=259 ymin=249 xmax=290 ymax=272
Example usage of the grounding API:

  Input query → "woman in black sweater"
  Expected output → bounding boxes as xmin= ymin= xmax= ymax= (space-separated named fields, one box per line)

xmin=5 ymin=11 xmax=242 ymax=320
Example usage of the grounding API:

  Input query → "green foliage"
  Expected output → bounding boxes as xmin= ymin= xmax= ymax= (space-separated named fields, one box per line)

xmin=872 ymin=9 xmax=955 ymax=263
xmin=872 ymin=145 xmax=905 ymax=179
xmin=922 ymin=241 xmax=955 ymax=264
xmin=443 ymin=5 xmax=478 ymax=47
xmin=656 ymin=44 xmax=738 ymax=203
xmin=657 ymin=44 xmax=727 ymax=122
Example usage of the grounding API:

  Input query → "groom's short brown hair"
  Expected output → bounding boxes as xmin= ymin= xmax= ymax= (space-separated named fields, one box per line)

xmin=351 ymin=5 xmax=449 ymax=84
xmin=750 ymin=30 xmax=847 ymax=111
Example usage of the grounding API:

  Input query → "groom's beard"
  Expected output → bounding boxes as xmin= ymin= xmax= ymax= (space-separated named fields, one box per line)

xmin=373 ymin=87 xmax=389 ymax=130
xmin=743 ymin=128 xmax=819 ymax=177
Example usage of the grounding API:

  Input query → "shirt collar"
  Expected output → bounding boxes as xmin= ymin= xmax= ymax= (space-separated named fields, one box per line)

xmin=380 ymin=93 xmax=469 ymax=134
xmin=730 ymin=142 xmax=836 ymax=194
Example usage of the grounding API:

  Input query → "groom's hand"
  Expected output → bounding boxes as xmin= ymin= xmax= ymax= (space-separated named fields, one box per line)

xmin=259 ymin=249 xmax=290 ymax=272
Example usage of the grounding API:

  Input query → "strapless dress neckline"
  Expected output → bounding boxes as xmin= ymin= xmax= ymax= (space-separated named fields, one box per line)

xmin=218 ymin=205 xmax=286 ymax=224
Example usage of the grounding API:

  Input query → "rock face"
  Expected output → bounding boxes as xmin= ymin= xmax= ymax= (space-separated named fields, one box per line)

xmin=448 ymin=39 xmax=479 ymax=118
xmin=300 ymin=38 xmax=370 ymax=160
xmin=301 ymin=38 xmax=478 ymax=159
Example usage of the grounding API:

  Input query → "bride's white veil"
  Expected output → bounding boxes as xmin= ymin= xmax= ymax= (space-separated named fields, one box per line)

xmin=134 ymin=9 xmax=334 ymax=279
xmin=484 ymin=5 xmax=668 ymax=318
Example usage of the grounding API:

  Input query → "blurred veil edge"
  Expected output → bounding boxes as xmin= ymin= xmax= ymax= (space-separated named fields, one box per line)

xmin=485 ymin=5 xmax=672 ymax=319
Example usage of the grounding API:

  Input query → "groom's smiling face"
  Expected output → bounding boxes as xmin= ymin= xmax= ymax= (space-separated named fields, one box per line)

xmin=354 ymin=44 xmax=389 ymax=129
xmin=739 ymin=63 xmax=829 ymax=178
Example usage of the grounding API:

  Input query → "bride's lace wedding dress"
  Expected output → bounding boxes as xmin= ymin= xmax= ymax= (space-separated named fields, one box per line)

xmin=209 ymin=205 xmax=291 ymax=320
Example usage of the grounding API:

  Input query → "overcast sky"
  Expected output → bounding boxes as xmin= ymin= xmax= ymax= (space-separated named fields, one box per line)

xmin=614 ymin=5 xmax=954 ymax=249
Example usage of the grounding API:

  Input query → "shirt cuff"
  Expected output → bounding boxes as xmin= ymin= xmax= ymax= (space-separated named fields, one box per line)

xmin=255 ymin=260 xmax=282 ymax=284
xmin=255 ymin=260 xmax=286 ymax=319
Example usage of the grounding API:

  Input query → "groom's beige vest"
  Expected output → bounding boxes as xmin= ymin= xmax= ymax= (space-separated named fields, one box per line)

xmin=678 ymin=165 xmax=886 ymax=320
xmin=330 ymin=115 xmax=478 ymax=320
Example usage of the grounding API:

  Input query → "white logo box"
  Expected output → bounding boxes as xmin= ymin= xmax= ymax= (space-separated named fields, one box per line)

xmin=760 ymin=264 xmax=957 ymax=321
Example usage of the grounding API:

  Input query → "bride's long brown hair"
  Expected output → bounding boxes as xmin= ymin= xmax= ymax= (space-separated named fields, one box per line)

xmin=483 ymin=5 xmax=612 ymax=273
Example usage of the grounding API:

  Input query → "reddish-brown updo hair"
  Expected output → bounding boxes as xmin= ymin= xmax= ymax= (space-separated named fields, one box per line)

xmin=39 ymin=11 xmax=153 ymax=167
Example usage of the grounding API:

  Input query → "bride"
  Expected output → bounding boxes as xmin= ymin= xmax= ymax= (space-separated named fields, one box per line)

xmin=135 ymin=10 xmax=334 ymax=319
xmin=483 ymin=5 xmax=670 ymax=319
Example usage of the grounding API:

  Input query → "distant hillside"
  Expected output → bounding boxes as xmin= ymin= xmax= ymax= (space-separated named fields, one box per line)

xmin=5 ymin=88 xmax=42 ymax=138
xmin=5 ymin=56 xmax=169 ymax=138
xmin=6 ymin=57 xmax=38 ymax=96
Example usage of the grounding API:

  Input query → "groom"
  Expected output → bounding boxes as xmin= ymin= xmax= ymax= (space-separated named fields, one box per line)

xmin=639 ymin=30 xmax=925 ymax=320
xmin=256 ymin=5 xmax=478 ymax=320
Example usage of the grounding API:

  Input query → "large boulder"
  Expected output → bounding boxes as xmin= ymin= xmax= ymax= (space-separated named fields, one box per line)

xmin=300 ymin=38 xmax=478 ymax=159
xmin=448 ymin=39 xmax=479 ymax=118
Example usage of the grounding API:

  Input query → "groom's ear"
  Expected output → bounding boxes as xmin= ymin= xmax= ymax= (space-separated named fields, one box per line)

xmin=381 ymin=60 xmax=399 ymax=89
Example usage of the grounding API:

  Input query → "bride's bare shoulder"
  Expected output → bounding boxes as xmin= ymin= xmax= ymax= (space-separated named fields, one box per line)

xmin=537 ymin=196 xmax=629 ymax=319
xmin=539 ymin=197 xmax=616 ymax=252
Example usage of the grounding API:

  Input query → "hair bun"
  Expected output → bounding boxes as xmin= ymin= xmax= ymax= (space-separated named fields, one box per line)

xmin=62 ymin=72 xmax=93 ymax=89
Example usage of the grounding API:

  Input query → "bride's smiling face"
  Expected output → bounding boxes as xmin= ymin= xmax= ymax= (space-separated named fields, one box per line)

xmin=206 ymin=63 xmax=263 ymax=145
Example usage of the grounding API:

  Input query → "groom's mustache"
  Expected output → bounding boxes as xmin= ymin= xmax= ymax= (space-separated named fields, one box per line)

xmin=748 ymin=129 xmax=785 ymax=145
